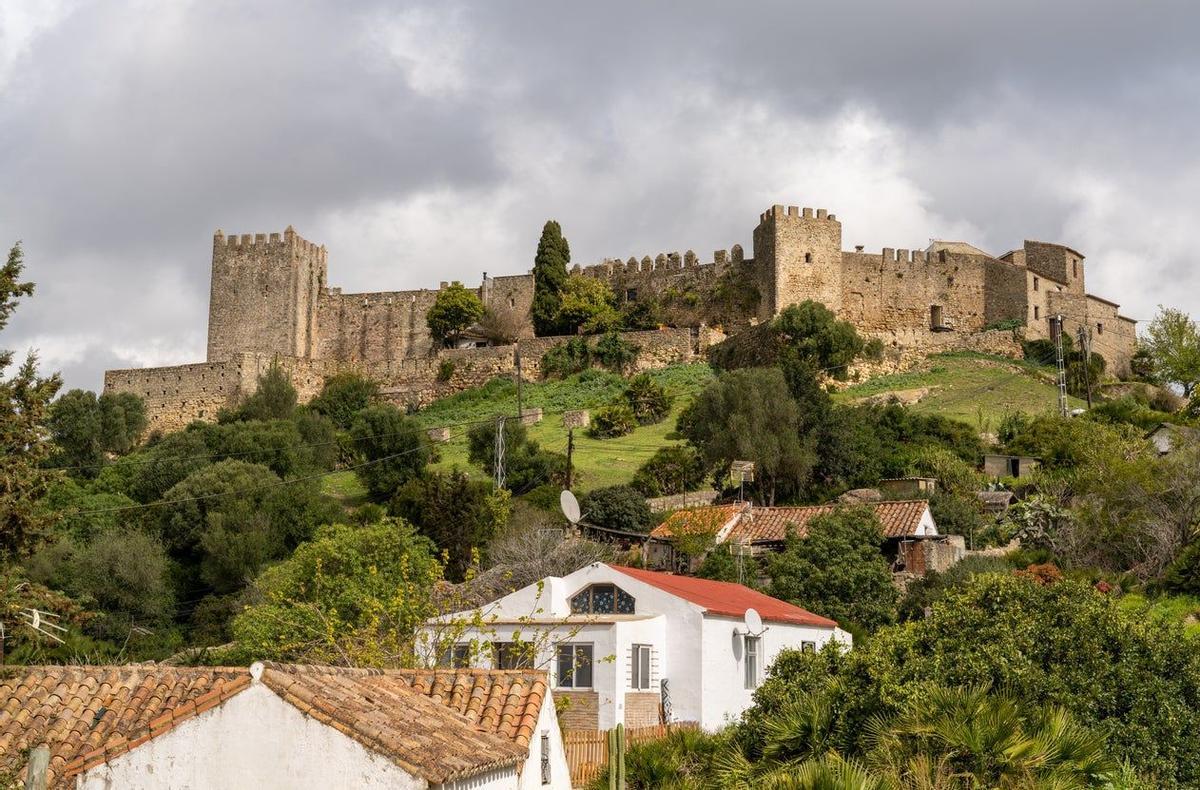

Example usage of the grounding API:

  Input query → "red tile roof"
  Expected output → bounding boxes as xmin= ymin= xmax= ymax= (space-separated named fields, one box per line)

xmin=653 ymin=501 xmax=932 ymax=544
xmin=729 ymin=500 xmax=932 ymax=542
xmin=609 ymin=564 xmax=838 ymax=628
xmin=1 ymin=664 xmax=545 ymax=787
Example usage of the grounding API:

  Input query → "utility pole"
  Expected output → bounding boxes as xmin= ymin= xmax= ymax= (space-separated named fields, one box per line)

xmin=565 ymin=428 xmax=575 ymax=490
xmin=515 ymin=348 xmax=523 ymax=420
xmin=1054 ymin=315 xmax=1069 ymax=418
xmin=494 ymin=416 xmax=506 ymax=490
xmin=1077 ymin=325 xmax=1094 ymax=410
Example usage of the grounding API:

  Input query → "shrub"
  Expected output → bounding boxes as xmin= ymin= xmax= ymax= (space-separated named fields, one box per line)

xmin=426 ymin=281 xmax=484 ymax=344
xmin=349 ymin=405 xmax=430 ymax=501
xmin=436 ymin=359 xmax=456 ymax=383
xmin=541 ymin=337 xmax=592 ymax=379
xmin=708 ymin=301 xmax=864 ymax=380
xmin=983 ymin=318 xmax=1024 ymax=331
xmin=222 ymin=363 xmax=297 ymax=422
xmin=593 ymin=332 xmax=639 ymax=373
xmin=624 ymin=373 xmax=671 ymax=425
xmin=580 ymin=485 xmax=653 ymax=534
xmin=632 ymin=445 xmax=709 ymax=497
xmin=467 ymin=417 xmax=568 ymax=494
xmin=392 ymin=470 xmax=510 ymax=581
xmin=587 ymin=402 xmax=637 ymax=439
xmin=307 ymin=372 xmax=380 ymax=429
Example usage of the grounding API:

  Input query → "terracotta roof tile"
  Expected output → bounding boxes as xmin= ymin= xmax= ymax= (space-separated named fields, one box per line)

xmin=609 ymin=564 xmax=838 ymax=628
xmin=654 ymin=501 xmax=932 ymax=543
xmin=2 ymin=664 xmax=549 ymax=787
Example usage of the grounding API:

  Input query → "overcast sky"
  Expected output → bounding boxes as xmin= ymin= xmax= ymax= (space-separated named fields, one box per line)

xmin=2 ymin=0 xmax=1198 ymax=391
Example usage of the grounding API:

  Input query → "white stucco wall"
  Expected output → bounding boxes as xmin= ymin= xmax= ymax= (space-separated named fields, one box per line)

xmin=698 ymin=615 xmax=850 ymax=730
xmin=516 ymin=692 xmax=571 ymax=790
xmin=78 ymin=683 xmax=519 ymax=790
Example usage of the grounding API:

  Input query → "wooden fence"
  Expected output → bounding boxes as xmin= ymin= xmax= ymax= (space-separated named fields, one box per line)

xmin=564 ymin=723 xmax=698 ymax=787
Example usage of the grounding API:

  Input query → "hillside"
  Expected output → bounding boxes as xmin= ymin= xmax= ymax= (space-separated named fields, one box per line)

xmin=834 ymin=351 xmax=1086 ymax=432
xmin=322 ymin=351 xmax=1082 ymax=502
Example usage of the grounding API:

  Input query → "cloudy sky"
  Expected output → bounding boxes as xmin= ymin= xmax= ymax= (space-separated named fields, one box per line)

xmin=2 ymin=0 xmax=1198 ymax=390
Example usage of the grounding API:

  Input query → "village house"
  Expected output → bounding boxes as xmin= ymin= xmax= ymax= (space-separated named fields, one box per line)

xmin=647 ymin=500 xmax=962 ymax=576
xmin=425 ymin=563 xmax=850 ymax=732
xmin=983 ymin=453 xmax=1041 ymax=479
xmin=0 ymin=663 xmax=569 ymax=790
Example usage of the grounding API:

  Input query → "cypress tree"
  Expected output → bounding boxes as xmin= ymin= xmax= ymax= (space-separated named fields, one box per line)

xmin=531 ymin=220 xmax=570 ymax=336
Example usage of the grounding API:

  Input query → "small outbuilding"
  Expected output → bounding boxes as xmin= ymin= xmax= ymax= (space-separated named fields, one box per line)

xmin=983 ymin=454 xmax=1040 ymax=479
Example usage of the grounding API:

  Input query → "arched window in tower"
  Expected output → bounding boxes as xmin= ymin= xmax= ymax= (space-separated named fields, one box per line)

xmin=804 ymin=253 xmax=813 ymax=263
xmin=570 ymin=583 xmax=635 ymax=615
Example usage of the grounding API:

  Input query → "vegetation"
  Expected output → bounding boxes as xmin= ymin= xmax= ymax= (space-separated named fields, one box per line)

xmin=532 ymin=219 xmax=571 ymax=336
xmin=1144 ymin=306 xmax=1200 ymax=397
xmin=391 ymin=470 xmax=509 ymax=581
xmin=349 ymin=404 xmax=429 ymax=501
xmin=426 ymin=281 xmax=485 ymax=345
xmin=631 ymin=445 xmax=710 ymax=497
xmin=307 ymin=372 xmax=380 ymax=429
xmin=587 ymin=402 xmax=637 ymax=439
xmin=556 ymin=274 xmax=620 ymax=335
xmin=767 ymin=507 xmax=898 ymax=631
xmin=580 ymin=485 xmax=654 ymax=534
xmin=708 ymin=300 xmax=866 ymax=380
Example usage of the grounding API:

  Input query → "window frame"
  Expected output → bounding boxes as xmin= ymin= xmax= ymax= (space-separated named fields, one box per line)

xmin=801 ymin=641 xmax=817 ymax=653
xmin=569 ymin=583 xmax=636 ymax=615
xmin=744 ymin=635 xmax=761 ymax=689
xmin=493 ymin=641 xmax=533 ymax=670
xmin=439 ymin=643 xmax=472 ymax=669
xmin=556 ymin=642 xmax=595 ymax=689
xmin=631 ymin=644 xmax=652 ymax=690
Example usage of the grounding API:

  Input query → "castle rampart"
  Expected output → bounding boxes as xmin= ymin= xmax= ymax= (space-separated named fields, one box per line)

xmin=105 ymin=203 xmax=1139 ymax=430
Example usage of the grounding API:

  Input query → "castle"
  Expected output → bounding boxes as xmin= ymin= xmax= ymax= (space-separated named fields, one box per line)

xmin=104 ymin=204 xmax=1138 ymax=432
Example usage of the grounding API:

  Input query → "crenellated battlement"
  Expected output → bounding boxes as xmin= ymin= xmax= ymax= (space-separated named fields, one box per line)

xmin=876 ymin=248 xmax=928 ymax=264
xmin=757 ymin=205 xmax=838 ymax=225
xmin=575 ymin=244 xmax=749 ymax=279
xmin=213 ymin=227 xmax=327 ymax=260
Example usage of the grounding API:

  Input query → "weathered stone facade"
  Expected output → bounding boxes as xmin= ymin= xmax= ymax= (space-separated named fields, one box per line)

xmin=104 ymin=203 xmax=1137 ymax=431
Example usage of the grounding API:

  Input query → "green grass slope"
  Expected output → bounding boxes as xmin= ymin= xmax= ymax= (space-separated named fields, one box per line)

xmin=834 ymin=351 xmax=1085 ymax=432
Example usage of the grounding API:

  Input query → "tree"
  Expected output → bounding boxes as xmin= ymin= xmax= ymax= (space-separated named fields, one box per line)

xmin=391 ymin=470 xmax=510 ymax=582
xmin=532 ymin=220 xmax=571 ymax=336
xmin=708 ymin=300 xmax=865 ymax=380
xmin=97 ymin=391 xmax=146 ymax=454
xmin=744 ymin=574 xmax=1200 ymax=786
xmin=466 ymin=417 xmax=566 ymax=494
xmin=580 ymin=485 xmax=654 ymax=534
xmin=426 ymin=281 xmax=485 ymax=345
xmin=157 ymin=459 xmax=337 ymax=605
xmin=555 ymin=274 xmax=620 ymax=335
xmin=0 ymin=242 xmax=62 ymax=561
xmin=678 ymin=367 xmax=813 ymax=505
xmin=46 ymin=389 xmax=104 ymax=473
xmin=307 ymin=372 xmax=380 ymax=429
xmin=631 ymin=445 xmax=709 ymax=497
xmin=767 ymin=507 xmax=898 ymax=630
xmin=230 ymin=518 xmax=442 ymax=667
xmin=225 ymin=363 xmax=297 ymax=422
xmin=349 ymin=404 xmax=429 ymax=501
xmin=1145 ymin=306 xmax=1200 ymax=397
xmin=625 ymin=373 xmax=672 ymax=425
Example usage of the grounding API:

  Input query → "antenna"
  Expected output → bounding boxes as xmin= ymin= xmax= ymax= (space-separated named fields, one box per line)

xmin=19 ymin=608 xmax=68 ymax=644
xmin=560 ymin=490 xmax=582 ymax=526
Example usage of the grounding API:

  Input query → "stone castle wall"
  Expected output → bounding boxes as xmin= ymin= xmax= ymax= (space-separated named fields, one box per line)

xmin=105 ymin=204 xmax=1140 ymax=431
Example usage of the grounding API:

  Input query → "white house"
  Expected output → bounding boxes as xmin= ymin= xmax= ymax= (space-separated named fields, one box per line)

xmin=0 ymin=663 xmax=570 ymax=790
xmin=425 ymin=563 xmax=851 ymax=732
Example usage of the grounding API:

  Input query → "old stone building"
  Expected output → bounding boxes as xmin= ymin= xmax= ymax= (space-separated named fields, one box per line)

xmin=104 ymin=204 xmax=1137 ymax=432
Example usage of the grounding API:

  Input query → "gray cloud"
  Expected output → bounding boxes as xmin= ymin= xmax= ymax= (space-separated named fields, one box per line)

xmin=2 ymin=0 xmax=1198 ymax=389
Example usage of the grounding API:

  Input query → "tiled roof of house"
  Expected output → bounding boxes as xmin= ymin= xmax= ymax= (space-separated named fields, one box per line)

xmin=609 ymin=564 xmax=838 ymax=628
xmin=1 ymin=664 xmax=545 ymax=787
xmin=650 ymin=503 xmax=743 ymax=539
xmin=652 ymin=501 xmax=931 ymax=544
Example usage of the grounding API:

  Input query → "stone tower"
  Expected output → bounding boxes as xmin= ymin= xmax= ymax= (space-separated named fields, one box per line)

xmin=752 ymin=204 xmax=843 ymax=317
xmin=206 ymin=227 xmax=327 ymax=362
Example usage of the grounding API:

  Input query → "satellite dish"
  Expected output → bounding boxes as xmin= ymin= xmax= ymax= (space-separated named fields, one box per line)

xmin=560 ymin=490 xmax=582 ymax=525
xmin=744 ymin=607 xmax=762 ymax=635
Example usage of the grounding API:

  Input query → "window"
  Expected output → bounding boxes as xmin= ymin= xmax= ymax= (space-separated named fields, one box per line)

xmin=494 ymin=641 xmax=532 ymax=669
xmin=804 ymin=252 xmax=813 ymax=263
xmin=1034 ymin=305 xmax=1040 ymax=320
xmin=540 ymin=732 xmax=551 ymax=785
xmin=1008 ymin=457 xmax=1021 ymax=477
xmin=1033 ymin=276 xmax=1040 ymax=291
xmin=744 ymin=636 xmax=761 ymax=689
xmin=509 ymin=297 xmax=516 ymax=308
xmin=570 ymin=584 xmax=635 ymax=615
xmin=625 ymin=288 xmax=638 ymax=302
xmin=1097 ymin=322 xmax=1104 ymax=335
xmin=801 ymin=641 xmax=817 ymax=653
xmin=930 ymin=305 xmax=944 ymax=329
xmin=556 ymin=643 xmax=594 ymax=688
xmin=439 ymin=643 xmax=471 ymax=668
xmin=1072 ymin=259 xmax=1078 ymax=278
xmin=631 ymin=644 xmax=652 ymax=690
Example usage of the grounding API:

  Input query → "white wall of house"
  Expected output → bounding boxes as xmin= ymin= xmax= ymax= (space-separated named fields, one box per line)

xmin=518 ymin=691 xmax=572 ymax=790
xmin=77 ymin=683 xmax=446 ymax=790
xmin=429 ymin=563 xmax=848 ymax=734
xmin=698 ymin=615 xmax=851 ymax=730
